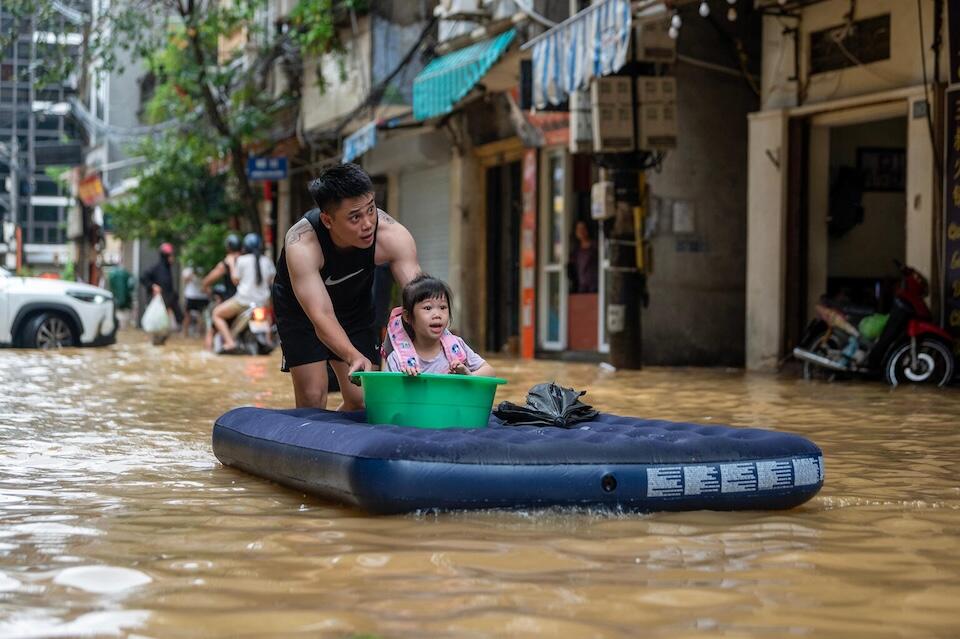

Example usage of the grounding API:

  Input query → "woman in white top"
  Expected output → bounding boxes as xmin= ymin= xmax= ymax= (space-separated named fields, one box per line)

xmin=212 ymin=233 xmax=276 ymax=352
xmin=181 ymin=266 xmax=209 ymax=337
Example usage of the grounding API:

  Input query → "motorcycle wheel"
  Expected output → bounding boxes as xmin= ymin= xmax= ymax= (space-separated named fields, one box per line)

xmin=239 ymin=332 xmax=260 ymax=356
xmin=799 ymin=328 xmax=844 ymax=382
xmin=882 ymin=338 xmax=955 ymax=387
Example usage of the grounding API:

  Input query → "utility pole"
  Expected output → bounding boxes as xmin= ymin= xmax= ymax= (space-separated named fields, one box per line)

xmin=606 ymin=167 xmax=646 ymax=369
xmin=602 ymin=26 xmax=651 ymax=370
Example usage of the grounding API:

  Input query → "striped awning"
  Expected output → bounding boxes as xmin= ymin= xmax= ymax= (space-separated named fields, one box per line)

xmin=413 ymin=29 xmax=517 ymax=121
xmin=524 ymin=0 xmax=632 ymax=109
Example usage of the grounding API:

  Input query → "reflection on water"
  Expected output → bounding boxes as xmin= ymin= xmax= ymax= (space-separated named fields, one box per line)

xmin=1 ymin=332 xmax=959 ymax=637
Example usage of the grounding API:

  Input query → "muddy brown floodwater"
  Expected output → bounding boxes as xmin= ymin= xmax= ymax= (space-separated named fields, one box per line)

xmin=0 ymin=331 xmax=958 ymax=638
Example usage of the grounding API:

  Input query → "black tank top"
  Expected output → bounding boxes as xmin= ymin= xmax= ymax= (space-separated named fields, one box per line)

xmin=273 ymin=208 xmax=378 ymax=328
xmin=219 ymin=259 xmax=237 ymax=299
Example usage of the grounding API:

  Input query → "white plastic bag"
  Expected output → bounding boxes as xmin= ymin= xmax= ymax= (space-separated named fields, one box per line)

xmin=141 ymin=294 xmax=170 ymax=334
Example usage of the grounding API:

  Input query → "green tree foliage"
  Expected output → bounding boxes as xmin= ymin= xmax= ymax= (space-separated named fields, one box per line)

xmin=104 ymin=132 xmax=237 ymax=271
xmin=5 ymin=0 xmax=358 ymax=250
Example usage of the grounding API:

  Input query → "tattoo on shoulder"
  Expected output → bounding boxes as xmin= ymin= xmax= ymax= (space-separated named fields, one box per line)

xmin=378 ymin=209 xmax=397 ymax=225
xmin=285 ymin=219 xmax=312 ymax=246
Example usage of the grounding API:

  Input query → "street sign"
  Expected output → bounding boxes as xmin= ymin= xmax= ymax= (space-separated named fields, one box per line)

xmin=342 ymin=121 xmax=377 ymax=163
xmin=78 ymin=173 xmax=106 ymax=206
xmin=247 ymin=157 xmax=287 ymax=180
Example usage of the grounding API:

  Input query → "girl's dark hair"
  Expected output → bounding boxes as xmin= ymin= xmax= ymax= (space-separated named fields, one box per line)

xmin=308 ymin=163 xmax=374 ymax=214
xmin=401 ymin=274 xmax=453 ymax=336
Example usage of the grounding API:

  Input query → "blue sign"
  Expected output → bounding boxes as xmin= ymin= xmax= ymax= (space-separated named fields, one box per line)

xmin=342 ymin=121 xmax=378 ymax=163
xmin=247 ymin=157 xmax=287 ymax=180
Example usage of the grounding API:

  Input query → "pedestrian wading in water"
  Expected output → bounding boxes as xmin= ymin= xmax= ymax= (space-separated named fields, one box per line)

xmin=271 ymin=163 xmax=420 ymax=409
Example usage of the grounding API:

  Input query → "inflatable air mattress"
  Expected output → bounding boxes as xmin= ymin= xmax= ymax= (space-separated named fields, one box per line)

xmin=213 ymin=407 xmax=824 ymax=514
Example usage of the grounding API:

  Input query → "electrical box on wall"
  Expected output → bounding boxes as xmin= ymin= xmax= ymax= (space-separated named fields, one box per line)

xmin=591 ymin=76 xmax=635 ymax=152
xmin=639 ymin=102 xmax=677 ymax=150
xmin=569 ymin=88 xmax=594 ymax=154
xmin=636 ymin=77 xmax=677 ymax=150
xmin=591 ymin=180 xmax=615 ymax=220
xmin=636 ymin=76 xmax=675 ymax=103
xmin=634 ymin=19 xmax=676 ymax=63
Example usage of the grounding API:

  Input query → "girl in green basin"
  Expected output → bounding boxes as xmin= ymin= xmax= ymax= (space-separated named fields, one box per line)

xmin=383 ymin=274 xmax=496 ymax=377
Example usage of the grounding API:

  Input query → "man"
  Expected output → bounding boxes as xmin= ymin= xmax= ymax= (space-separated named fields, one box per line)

xmin=104 ymin=262 xmax=135 ymax=328
xmin=140 ymin=242 xmax=183 ymax=330
xmin=272 ymin=163 xmax=419 ymax=409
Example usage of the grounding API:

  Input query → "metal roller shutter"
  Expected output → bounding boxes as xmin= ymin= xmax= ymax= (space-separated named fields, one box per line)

xmin=398 ymin=164 xmax=451 ymax=282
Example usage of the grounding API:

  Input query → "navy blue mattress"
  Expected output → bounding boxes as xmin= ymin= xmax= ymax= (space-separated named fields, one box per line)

xmin=212 ymin=407 xmax=824 ymax=514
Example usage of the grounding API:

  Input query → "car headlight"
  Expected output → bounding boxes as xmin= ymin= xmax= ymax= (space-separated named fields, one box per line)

xmin=66 ymin=290 xmax=111 ymax=304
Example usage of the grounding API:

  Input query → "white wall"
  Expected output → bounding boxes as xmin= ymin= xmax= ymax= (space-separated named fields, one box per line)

xmin=761 ymin=0 xmax=947 ymax=110
xmin=826 ymin=117 xmax=906 ymax=279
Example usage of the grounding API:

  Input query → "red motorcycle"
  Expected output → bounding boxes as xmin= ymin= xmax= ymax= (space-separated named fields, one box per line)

xmin=792 ymin=261 xmax=955 ymax=386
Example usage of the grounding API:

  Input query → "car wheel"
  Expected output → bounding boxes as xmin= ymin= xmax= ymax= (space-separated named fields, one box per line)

xmin=23 ymin=312 xmax=76 ymax=349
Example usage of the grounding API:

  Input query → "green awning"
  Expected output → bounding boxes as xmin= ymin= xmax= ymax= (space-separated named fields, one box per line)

xmin=413 ymin=29 xmax=517 ymax=121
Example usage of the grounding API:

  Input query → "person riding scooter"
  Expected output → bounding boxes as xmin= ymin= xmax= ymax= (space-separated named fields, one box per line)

xmin=202 ymin=233 xmax=242 ymax=300
xmin=211 ymin=233 xmax=276 ymax=353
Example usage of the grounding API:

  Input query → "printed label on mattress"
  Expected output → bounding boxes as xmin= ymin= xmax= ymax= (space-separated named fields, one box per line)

xmin=646 ymin=456 xmax=823 ymax=498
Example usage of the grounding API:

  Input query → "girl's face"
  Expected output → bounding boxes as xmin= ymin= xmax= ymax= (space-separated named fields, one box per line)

xmin=406 ymin=296 xmax=449 ymax=341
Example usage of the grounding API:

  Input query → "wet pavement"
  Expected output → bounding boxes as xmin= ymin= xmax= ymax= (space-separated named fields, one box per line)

xmin=0 ymin=331 xmax=958 ymax=638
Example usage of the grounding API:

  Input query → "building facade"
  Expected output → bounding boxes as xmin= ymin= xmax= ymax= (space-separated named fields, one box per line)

xmin=0 ymin=1 xmax=87 ymax=272
xmin=275 ymin=0 xmax=763 ymax=367
xmin=746 ymin=0 xmax=948 ymax=370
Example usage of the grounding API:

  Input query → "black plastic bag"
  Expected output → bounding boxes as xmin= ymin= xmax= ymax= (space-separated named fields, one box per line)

xmin=493 ymin=382 xmax=598 ymax=428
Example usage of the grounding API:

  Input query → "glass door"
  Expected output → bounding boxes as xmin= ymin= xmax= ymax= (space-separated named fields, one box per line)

xmin=538 ymin=150 xmax=568 ymax=351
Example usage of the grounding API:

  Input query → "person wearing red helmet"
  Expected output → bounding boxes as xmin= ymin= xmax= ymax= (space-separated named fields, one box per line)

xmin=140 ymin=242 xmax=183 ymax=334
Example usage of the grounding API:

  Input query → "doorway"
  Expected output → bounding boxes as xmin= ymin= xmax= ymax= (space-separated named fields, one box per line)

xmin=538 ymin=149 xmax=568 ymax=351
xmin=807 ymin=111 xmax=907 ymax=315
xmin=485 ymin=161 xmax=522 ymax=354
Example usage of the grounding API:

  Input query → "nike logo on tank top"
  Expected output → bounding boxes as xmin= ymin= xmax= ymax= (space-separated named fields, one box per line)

xmin=273 ymin=207 xmax=378 ymax=329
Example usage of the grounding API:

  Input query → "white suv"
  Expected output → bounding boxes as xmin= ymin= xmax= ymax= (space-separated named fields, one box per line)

xmin=0 ymin=266 xmax=117 ymax=349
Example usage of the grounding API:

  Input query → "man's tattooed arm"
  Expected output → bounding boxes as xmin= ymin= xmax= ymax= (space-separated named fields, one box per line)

xmin=285 ymin=218 xmax=313 ymax=246
xmin=378 ymin=209 xmax=397 ymax=225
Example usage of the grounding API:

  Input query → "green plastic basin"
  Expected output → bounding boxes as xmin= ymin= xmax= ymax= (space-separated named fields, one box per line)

xmin=352 ymin=371 xmax=507 ymax=429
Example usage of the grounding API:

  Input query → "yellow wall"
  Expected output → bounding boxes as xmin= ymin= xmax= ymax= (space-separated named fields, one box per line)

xmin=300 ymin=17 xmax=372 ymax=133
xmin=761 ymin=0 xmax=947 ymax=110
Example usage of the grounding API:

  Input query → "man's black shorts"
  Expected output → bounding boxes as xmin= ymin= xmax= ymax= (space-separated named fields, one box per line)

xmin=277 ymin=314 xmax=381 ymax=372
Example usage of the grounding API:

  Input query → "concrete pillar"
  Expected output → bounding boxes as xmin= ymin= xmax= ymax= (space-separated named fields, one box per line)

xmin=386 ymin=172 xmax=400 ymax=222
xmin=276 ymin=177 xmax=292 ymax=252
xmin=746 ymin=109 xmax=789 ymax=370
xmin=906 ymin=95 xmax=935 ymax=286
xmin=448 ymin=150 xmax=483 ymax=343
xmin=807 ymin=124 xmax=830 ymax=318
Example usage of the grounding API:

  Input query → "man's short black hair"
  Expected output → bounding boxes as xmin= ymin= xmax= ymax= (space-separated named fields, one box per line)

xmin=308 ymin=163 xmax=374 ymax=214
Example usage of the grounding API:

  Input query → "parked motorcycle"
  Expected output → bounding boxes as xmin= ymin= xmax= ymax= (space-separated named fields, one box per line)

xmin=793 ymin=260 xmax=955 ymax=386
xmin=213 ymin=303 xmax=277 ymax=356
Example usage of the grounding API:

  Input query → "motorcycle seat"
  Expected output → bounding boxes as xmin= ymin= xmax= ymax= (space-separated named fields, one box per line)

xmin=818 ymin=298 xmax=876 ymax=319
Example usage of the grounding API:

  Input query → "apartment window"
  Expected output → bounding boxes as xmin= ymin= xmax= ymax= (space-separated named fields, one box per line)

xmin=33 ymin=206 xmax=60 ymax=222
xmin=34 ymin=179 xmax=60 ymax=196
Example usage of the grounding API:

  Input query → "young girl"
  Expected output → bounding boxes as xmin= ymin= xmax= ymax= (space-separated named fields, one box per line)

xmin=383 ymin=274 xmax=495 ymax=377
